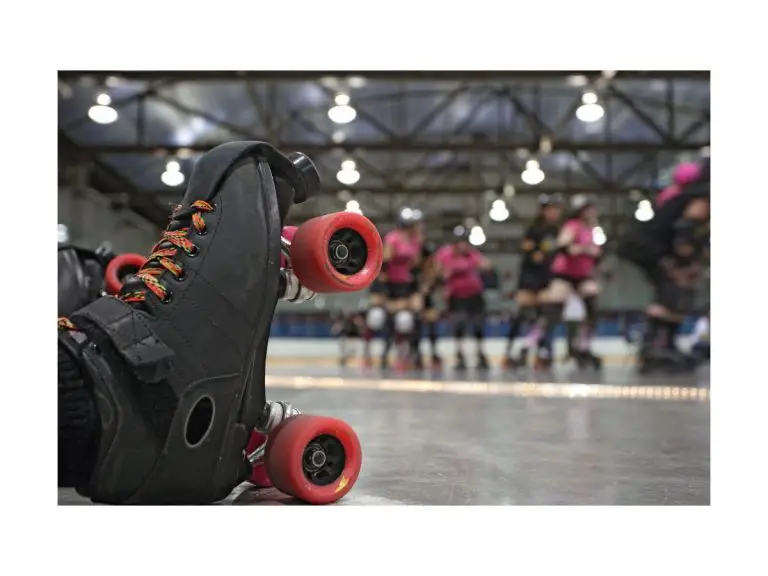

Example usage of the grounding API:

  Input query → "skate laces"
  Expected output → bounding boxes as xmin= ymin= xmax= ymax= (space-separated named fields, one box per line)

xmin=119 ymin=200 xmax=215 ymax=304
xmin=57 ymin=200 xmax=215 ymax=332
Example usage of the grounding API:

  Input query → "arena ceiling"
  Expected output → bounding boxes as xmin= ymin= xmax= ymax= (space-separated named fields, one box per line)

xmin=57 ymin=70 xmax=710 ymax=249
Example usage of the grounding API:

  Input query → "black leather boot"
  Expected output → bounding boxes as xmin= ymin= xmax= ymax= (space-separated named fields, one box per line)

xmin=57 ymin=142 xmax=323 ymax=504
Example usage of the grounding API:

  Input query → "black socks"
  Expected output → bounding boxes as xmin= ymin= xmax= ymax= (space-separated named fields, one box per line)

xmin=58 ymin=345 xmax=98 ymax=489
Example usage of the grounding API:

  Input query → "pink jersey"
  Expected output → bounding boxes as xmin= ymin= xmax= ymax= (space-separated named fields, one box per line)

xmin=384 ymin=230 xmax=421 ymax=284
xmin=551 ymin=219 xmax=598 ymax=279
xmin=435 ymin=245 xmax=484 ymax=299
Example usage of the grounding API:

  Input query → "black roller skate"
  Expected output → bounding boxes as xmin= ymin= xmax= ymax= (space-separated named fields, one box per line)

xmin=503 ymin=347 xmax=529 ymax=370
xmin=637 ymin=346 xmax=696 ymax=375
xmin=430 ymin=353 xmax=443 ymax=370
xmin=454 ymin=352 xmax=467 ymax=372
xmin=574 ymin=350 xmax=603 ymax=371
xmin=58 ymin=142 xmax=382 ymax=505
xmin=477 ymin=352 xmax=490 ymax=371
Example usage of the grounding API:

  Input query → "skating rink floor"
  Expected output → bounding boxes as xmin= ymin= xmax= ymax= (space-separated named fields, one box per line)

xmin=59 ymin=361 xmax=710 ymax=506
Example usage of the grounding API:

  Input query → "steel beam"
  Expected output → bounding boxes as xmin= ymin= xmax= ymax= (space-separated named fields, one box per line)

xmin=61 ymin=141 xmax=707 ymax=157
xmin=58 ymin=71 xmax=711 ymax=82
xmin=151 ymin=183 xmax=659 ymax=200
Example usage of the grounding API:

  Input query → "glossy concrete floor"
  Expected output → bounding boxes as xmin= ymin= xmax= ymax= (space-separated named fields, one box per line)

xmin=59 ymin=364 xmax=710 ymax=506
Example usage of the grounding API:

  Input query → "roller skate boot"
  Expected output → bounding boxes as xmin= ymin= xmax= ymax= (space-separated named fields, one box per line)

xmin=637 ymin=346 xmax=694 ymax=375
xmin=58 ymin=142 xmax=382 ymax=505
xmin=477 ymin=352 xmax=490 ymax=371
xmin=430 ymin=353 xmax=443 ymax=370
xmin=454 ymin=352 xmax=467 ymax=372
xmin=503 ymin=347 xmax=529 ymax=370
xmin=574 ymin=350 xmax=603 ymax=371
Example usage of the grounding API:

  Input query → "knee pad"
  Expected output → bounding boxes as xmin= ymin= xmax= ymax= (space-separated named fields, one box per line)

xmin=394 ymin=310 xmax=414 ymax=335
xmin=366 ymin=306 xmax=387 ymax=332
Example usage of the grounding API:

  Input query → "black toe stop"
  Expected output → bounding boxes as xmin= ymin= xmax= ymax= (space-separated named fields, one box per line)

xmin=288 ymin=152 xmax=321 ymax=204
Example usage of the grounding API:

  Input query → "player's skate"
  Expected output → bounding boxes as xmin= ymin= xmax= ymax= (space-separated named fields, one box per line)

xmin=58 ymin=142 xmax=382 ymax=505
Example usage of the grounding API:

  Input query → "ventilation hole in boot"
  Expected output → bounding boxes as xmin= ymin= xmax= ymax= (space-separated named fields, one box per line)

xmin=185 ymin=396 xmax=215 ymax=447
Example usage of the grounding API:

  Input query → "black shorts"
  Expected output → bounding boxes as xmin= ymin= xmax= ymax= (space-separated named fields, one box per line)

xmin=387 ymin=281 xmax=418 ymax=300
xmin=553 ymin=274 xmax=593 ymax=290
xmin=369 ymin=279 xmax=388 ymax=295
xmin=448 ymin=293 xmax=485 ymax=315
xmin=517 ymin=266 xmax=551 ymax=293
xmin=343 ymin=326 xmax=362 ymax=338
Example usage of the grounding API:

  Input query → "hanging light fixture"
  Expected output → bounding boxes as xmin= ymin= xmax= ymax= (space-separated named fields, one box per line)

xmin=521 ymin=159 xmax=545 ymax=185
xmin=161 ymin=160 xmax=185 ymax=187
xmin=336 ymin=159 xmax=360 ymax=185
xmin=88 ymin=92 xmax=118 ymax=124
xmin=576 ymin=91 xmax=605 ymax=123
xmin=328 ymin=93 xmax=357 ymax=124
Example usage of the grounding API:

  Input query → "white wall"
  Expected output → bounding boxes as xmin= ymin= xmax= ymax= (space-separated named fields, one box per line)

xmin=58 ymin=186 xmax=160 ymax=254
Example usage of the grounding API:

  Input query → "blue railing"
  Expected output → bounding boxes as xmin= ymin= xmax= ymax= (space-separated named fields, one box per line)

xmin=268 ymin=316 xmax=699 ymax=339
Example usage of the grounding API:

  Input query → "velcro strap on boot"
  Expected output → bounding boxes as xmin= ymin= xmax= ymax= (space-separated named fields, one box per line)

xmin=71 ymin=297 xmax=174 ymax=384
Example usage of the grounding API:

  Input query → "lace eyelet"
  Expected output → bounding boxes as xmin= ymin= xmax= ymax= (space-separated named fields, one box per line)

xmin=161 ymin=291 xmax=173 ymax=304
xmin=195 ymin=227 xmax=208 ymax=237
xmin=187 ymin=245 xmax=200 ymax=258
xmin=176 ymin=269 xmax=187 ymax=282
xmin=208 ymin=203 xmax=217 ymax=213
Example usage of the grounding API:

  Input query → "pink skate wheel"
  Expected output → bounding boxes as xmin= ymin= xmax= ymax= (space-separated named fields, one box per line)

xmin=246 ymin=430 xmax=272 ymax=488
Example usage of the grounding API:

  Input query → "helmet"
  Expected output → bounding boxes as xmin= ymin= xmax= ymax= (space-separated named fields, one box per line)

xmin=452 ymin=225 xmax=470 ymax=241
xmin=538 ymin=193 xmax=564 ymax=208
xmin=570 ymin=193 xmax=597 ymax=214
xmin=396 ymin=207 xmax=424 ymax=227
xmin=673 ymin=162 xmax=701 ymax=186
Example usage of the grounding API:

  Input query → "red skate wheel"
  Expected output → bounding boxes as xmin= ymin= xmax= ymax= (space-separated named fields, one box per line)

xmin=104 ymin=253 xmax=147 ymax=295
xmin=264 ymin=415 xmax=362 ymax=504
xmin=289 ymin=212 xmax=382 ymax=293
xmin=246 ymin=430 xmax=273 ymax=488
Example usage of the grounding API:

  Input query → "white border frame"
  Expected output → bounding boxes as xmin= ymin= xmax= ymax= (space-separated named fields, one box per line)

xmin=2 ymin=0 xmax=761 ymax=573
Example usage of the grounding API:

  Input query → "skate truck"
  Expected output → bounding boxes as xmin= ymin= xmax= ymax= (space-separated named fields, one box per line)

xmin=103 ymin=146 xmax=383 ymax=505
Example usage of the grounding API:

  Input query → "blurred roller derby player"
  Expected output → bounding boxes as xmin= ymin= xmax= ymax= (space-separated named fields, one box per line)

xmin=537 ymin=193 xmax=604 ymax=370
xmin=434 ymin=227 xmax=494 ymax=371
xmin=618 ymin=158 xmax=710 ymax=373
xmin=413 ymin=241 xmax=443 ymax=369
xmin=331 ymin=309 xmax=365 ymax=367
xmin=379 ymin=208 xmax=425 ymax=370
xmin=58 ymin=224 xmax=119 ymax=316
xmin=362 ymin=273 xmax=388 ymax=368
xmin=562 ymin=293 xmax=587 ymax=363
xmin=503 ymin=193 xmax=563 ymax=369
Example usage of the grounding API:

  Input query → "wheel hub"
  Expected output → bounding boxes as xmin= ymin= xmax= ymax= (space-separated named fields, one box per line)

xmin=327 ymin=228 xmax=367 ymax=275
xmin=302 ymin=435 xmax=346 ymax=486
